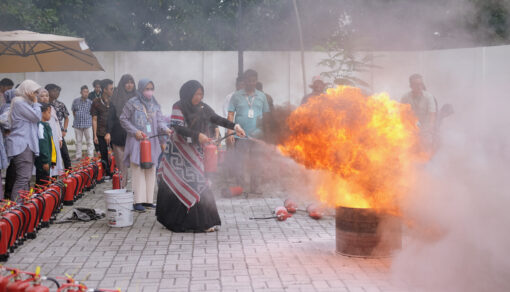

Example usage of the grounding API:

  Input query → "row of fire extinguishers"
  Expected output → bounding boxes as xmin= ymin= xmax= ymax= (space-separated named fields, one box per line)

xmin=249 ymin=199 xmax=328 ymax=221
xmin=0 ymin=265 xmax=121 ymax=292
xmin=0 ymin=153 xmax=116 ymax=262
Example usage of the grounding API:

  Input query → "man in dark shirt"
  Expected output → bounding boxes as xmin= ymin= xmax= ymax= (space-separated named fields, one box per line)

xmin=46 ymin=83 xmax=72 ymax=169
xmin=88 ymin=79 xmax=102 ymax=101
xmin=91 ymin=79 xmax=113 ymax=178
xmin=88 ymin=79 xmax=102 ymax=153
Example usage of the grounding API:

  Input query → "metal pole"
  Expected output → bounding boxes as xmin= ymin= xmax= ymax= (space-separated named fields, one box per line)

xmin=293 ymin=0 xmax=307 ymax=98
xmin=237 ymin=0 xmax=244 ymax=78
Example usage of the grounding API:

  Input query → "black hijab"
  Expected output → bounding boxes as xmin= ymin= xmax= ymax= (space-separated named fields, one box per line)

xmin=111 ymin=74 xmax=136 ymax=119
xmin=178 ymin=80 xmax=209 ymax=134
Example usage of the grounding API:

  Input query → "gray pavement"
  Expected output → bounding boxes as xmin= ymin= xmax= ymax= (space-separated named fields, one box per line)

xmin=6 ymin=179 xmax=408 ymax=292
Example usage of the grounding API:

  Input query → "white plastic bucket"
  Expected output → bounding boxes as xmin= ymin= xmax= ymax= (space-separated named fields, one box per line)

xmin=104 ymin=189 xmax=133 ymax=227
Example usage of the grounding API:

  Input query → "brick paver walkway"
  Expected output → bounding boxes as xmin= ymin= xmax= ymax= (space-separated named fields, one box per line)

xmin=6 ymin=180 xmax=408 ymax=292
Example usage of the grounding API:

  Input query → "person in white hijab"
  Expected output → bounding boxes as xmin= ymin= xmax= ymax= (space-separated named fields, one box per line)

xmin=6 ymin=80 xmax=42 ymax=202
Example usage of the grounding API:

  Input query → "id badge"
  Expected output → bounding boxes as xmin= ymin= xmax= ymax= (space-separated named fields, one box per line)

xmin=248 ymin=109 xmax=254 ymax=118
xmin=146 ymin=124 xmax=152 ymax=133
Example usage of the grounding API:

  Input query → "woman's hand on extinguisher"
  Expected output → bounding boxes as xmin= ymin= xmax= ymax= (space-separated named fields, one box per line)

xmin=198 ymin=133 xmax=211 ymax=145
xmin=214 ymin=128 xmax=220 ymax=141
xmin=234 ymin=124 xmax=246 ymax=138
xmin=135 ymin=130 xmax=144 ymax=140
xmin=226 ymin=130 xmax=235 ymax=146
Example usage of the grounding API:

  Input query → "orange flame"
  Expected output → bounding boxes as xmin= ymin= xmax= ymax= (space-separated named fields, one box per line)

xmin=279 ymin=86 xmax=425 ymax=213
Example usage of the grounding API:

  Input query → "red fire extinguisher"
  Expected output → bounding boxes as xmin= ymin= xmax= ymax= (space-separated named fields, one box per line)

xmin=306 ymin=204 xmax=324 ymax=220
xmin=140 ymin=134 xmax=153 ymax=169
xmin=109 ymin=151 xmax=116 ymax=174
xmin=229 ymin=186 xmax=243 ymax=197
xmin=97 ymin=161 xmax=103 ymax=182
xmin=284 ymin=198 xmax=298 ymax=213
xmin=112 ymin=169 xmax=122 ymax=190
xmin=204 ymin=143 xmax=218 ymax=173
xmin=0 ymin=268 xmax=17 ymax=290
xmin=274 ymin=206 xmax=292 ymax=221
xmin=25 ymin=279 xmax=50 ymax=292
xmin=217 ymin=147 xmax=226 ymax=165
xmin=5 ymin=272 xmax=35 ymax=291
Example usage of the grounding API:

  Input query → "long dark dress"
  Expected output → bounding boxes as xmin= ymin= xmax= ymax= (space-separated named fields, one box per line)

xmin=156 ymin=183 xmax=221 ymax=232
xmin=156 ymin=101 xmax=235 ymax=232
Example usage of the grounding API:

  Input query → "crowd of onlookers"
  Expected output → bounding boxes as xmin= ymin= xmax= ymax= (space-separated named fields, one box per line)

xmin=0 ymin=71 xmax=444 ymax=216
xmin=0 ymin=77 xmax=122 ymax=203
xmin=0 ymin=70 xmax=277 ymax=211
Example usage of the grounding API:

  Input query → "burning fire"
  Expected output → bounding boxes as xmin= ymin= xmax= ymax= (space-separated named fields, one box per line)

xmin=279 ymin=86 xmax=425 ymax=213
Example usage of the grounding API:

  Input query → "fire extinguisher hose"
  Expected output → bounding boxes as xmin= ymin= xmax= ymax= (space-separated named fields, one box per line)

xmin=42 ymin=276 xmax=60 ymax=288
xmin=249 ymin=216 xmax=277 ymax=220
xmin=215 ymin=132 xmax=236 ymax=145
xmin=147 ymin=133 xmax=170 ymax=139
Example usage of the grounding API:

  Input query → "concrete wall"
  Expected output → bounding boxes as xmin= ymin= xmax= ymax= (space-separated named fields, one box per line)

xmin=3 ymin=46 xmax=510 ymax=140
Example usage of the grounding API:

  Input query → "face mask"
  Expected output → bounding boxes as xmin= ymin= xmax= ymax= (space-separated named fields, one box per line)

xmin=143 ymin=90 xmax=153 ymax=99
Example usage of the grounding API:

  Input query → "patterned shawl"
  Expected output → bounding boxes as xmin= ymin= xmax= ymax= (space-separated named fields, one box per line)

xmin=157 ymin=103 xmax=208 ymax=209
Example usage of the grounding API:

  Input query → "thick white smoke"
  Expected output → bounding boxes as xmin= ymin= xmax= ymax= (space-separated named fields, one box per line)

xmin=392 ymin=99 xmax=510 ymax=291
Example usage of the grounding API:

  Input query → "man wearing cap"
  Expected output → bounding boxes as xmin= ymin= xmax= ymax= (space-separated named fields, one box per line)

xmin=401 ymin=74 xmax=438 ymax=148
xmin=301 ymin=75 xmax=327 ymax=105
xmin=401 ymin=74 xmax=437 ymax=131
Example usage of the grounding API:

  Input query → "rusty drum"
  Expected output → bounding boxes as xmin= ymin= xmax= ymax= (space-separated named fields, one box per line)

xmin=336 ymin=206 xmax=401 ymax=257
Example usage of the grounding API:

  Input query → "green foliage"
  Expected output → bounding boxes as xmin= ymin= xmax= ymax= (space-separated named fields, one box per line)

xmin=0 ymin=0 xmax=73 ymax=35
xmin=0 ymin=0 xmax=335 ymax=51
xmin=1 ymin=0 xmax=509 ymax=51
xmin=317 ymin=13 xmax=379 ymax=89
xmin=318 ymin=49 xmax=377 ymax=88
xmin=468 ymin=0 xmax=509 ymax=44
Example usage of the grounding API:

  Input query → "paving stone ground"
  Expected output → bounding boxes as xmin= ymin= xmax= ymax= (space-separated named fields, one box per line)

xmin=5 ymin=178 xmax=410 ymax=292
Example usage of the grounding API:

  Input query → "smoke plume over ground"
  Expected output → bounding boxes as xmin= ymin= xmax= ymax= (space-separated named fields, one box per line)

xmin=390 ymin=96 xmax=510 ymax=291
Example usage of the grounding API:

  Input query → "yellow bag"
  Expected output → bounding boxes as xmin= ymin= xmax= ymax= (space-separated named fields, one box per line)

xmin=51 ymin=137 xmax=57 ymax=164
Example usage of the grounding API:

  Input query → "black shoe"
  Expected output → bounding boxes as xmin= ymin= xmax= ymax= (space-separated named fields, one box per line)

xmin=142 ymin=203 xmax=156 ymax=209
xmin=133 ymin=203 xmax=146 ymax=212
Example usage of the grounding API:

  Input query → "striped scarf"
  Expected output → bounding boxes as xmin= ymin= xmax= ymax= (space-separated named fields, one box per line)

xmin=157 ymin=103 xmax=207 ymax=209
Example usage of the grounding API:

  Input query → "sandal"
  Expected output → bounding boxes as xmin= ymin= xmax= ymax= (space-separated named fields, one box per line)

xmin=204 ymin=226 xmax=220 ymax=233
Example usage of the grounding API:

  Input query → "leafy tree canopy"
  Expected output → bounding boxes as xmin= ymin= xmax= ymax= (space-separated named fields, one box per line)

xmin=1 ymin=0 xmax=509 ymax=51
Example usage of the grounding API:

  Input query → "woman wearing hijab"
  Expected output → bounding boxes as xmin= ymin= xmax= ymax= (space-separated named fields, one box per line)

xmin=6 ymin=80 xmax=42 ymax=203
xmin=120 ymin=79 xmax=171 ymax=213
xmin=156 ymin=80 xmax=246 ymax=233
xmin=108 ymin=74 xmax=136 ymax=188
xmin=38 ymin=89 xmax=64 ymax=177
xmin=0 ymin=89 xmax=13 ymax=199
xmin=1 ymin=89 xmax=16 ymax=199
